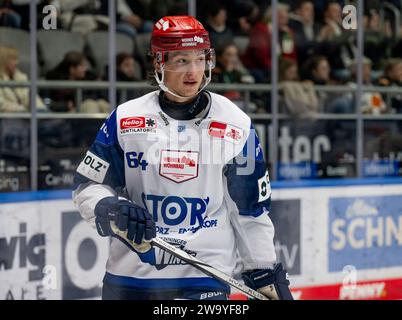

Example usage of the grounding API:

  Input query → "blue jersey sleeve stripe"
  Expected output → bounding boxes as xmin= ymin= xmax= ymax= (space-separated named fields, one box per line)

xmin=225 ymin=122 xmax=271 ymax=217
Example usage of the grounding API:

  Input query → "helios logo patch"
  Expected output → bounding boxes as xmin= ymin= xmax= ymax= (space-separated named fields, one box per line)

xmin=76 ymin=151 xmax=109 ymax=183
xmin=120 ymin=117 xmax=157 ymax=135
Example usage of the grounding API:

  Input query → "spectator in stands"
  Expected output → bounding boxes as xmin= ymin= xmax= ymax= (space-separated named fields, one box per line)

xmin=45 ymin=51 xmax=109 ymax=113
xmin=212 ymin=43 xmax=256 ymax=110
xmin=363 ymin=8 xmax=393 ymax=71
xmin=115 ymin=52 xmax=140 ymax=82
xmin=204 ymin=3 xmax=234 ymax=51
xmin=0 ymin=46 xmax=47 ymax=112
xmin=229 ymin=0 xmax=260 ymax=36
xmin=377 ymin=58 xmax=402 ymax=113
xmin=111 ymin=52 xmax=141 ymax=102
xmin=149 ymin=0 xmax=187 ymax=20
xmin=1 ymin=0 xmax=49 ymax=30
xmin=300 ymin=55 xmax=347 ymax=112
xmin=213 ymin=43 xmax=254 ymax=84
xmin=289 ymin=0 xmax=321 ymax=66
xmin=316 ymin=1 xmax=357 ymax=77
xmin=241 ymin=3 xmax=297 ymax=83
xmin=0 ymin=0 xmax=21 ymax=28
xmin=50 ymin=0 xmax=152 ymax=37
xmin=111 ymin=0 xmax=153 ymax=37
xmin=347 ymin=58 xmax=387 ymax=114
xmin=278 ymin=57 xmax=318 ymax=118
xmin=300 ymin=55 xmax=332 ymax=85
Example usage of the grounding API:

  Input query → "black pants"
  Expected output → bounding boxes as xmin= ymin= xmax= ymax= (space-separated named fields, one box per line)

xmin=102 ymin=282 xmax=229 ymax=300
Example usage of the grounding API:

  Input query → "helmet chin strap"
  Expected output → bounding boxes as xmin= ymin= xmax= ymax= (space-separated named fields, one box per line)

xmin=154 ymin=63 xmax=212 ymax=100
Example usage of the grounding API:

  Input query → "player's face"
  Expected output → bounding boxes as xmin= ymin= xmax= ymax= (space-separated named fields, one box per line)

xmin=163 ymin=50 xmax=206 ymax=102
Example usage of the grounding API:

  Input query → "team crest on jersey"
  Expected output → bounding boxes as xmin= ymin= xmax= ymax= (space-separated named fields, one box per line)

xmin=120 ymin=116 xmax=157 ymax=135
xmin=159 ymin=150 xmax=199 ymax=183
xmin=208 ymin=121 xmax=243 ymax=144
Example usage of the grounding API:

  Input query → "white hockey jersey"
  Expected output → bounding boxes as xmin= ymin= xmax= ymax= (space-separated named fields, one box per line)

xmin=72 ymin=90 xmax=276 ymax=293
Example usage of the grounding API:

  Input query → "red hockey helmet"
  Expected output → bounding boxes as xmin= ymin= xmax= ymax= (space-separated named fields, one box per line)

xmin=151 ymin=16 xmax=211 ymax=54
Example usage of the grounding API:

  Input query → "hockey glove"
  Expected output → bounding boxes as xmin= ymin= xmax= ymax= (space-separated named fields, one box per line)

xmin=242 ymin=263 xmax=294 ymax=300
xmin=94 ymin=196 xmax=156 ymax=254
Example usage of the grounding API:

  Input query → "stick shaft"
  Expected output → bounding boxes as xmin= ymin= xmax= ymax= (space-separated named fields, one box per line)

xmin=151 ymin=237 xmax=268 ymax=300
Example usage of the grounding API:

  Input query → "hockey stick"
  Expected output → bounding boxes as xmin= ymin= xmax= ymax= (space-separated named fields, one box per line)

xmin=110 ymin=223 xmax=267 ymax=300
xmin=150 ymin=237 xmax=268 ymax=300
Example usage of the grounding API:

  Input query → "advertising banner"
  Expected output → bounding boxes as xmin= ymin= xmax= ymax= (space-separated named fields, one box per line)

xmin=0 ymin=199 xmax=109 ymax=300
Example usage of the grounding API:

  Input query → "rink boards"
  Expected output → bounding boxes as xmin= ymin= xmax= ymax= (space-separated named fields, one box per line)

xmin=1 ymin=178 xmax=402 ymax=300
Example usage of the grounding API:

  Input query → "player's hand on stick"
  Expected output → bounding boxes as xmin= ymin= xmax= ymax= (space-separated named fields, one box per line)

xmin=94 ymin=196 xmax=156 ymax=253
xmin=242 ymin=263 xmax=294 ymax=300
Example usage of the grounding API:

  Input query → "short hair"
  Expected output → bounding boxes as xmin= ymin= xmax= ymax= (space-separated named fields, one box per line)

xmin=384 ymin=58 xmax=402 ymax=76
xmin=116 ymin=52 xmax=133 ymax=68
xmin=206 ymin=3 xmax=226 ymax=18
xmin=279 ymin=57 xmax=298 ymax=81
xmin=296 ymin=0 xmax=314 ymax=10
xmin=263 ymin=3 xmax=289 ymax=23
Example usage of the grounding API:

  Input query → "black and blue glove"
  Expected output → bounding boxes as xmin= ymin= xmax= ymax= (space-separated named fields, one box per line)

xmin=94 ymin=196 xmax=156 ymax=254
xmin=242 ymin=263 xmax=294 ymax=300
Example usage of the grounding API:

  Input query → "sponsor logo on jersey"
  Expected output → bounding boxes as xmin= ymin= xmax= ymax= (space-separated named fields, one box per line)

xmin=76 ymin=151 xmax=109 ymax=183
xmin=120 ymin=117 xmax=157 ymax=135
xmin=208 ymin=121 xmax=243 ymax=144
xmin=258 ymin=170 xmax=271 ymax=202
xmin=159 ymin=150 xmax=199 ymax=183
xmin=154 ymin=238 xmax=196 ymax=270
xmin=142 ymin=193 xmax=209 ymax=227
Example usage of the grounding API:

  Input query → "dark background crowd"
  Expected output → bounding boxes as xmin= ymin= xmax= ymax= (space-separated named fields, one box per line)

xmin=1 ymin=0 xmax=402 ymax=115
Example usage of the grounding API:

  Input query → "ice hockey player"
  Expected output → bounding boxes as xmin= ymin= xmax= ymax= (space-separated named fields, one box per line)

xmin=72 ymin=15 xmax=293 ymax=300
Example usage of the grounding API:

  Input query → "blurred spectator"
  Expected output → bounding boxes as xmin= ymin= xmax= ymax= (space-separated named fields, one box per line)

xmin=116 ymin=52 xmax=140 ymax=81
xmin=149 ymin=0 xmax=187 ymax=20
xmin=0 ymin=46 xmax=47 ymax=112
xmin=342 ymin=58 xmax=388 ymax=115
xmin=212 ymin=43 xmax=254 ymax=84
xmin=300 ymin=55 xmax=332 ymax=85
xmin=50 ymin=0 xmax=108 ymax=34
xmin=376 ymin=58 xmax=402 ymax=113
xmin=0 ymin=0 xmax=21 ymax=28
xmin=241 ymin=3 xmax=297 ymax=83
xmin=278 ymin=57 xmax=318 ymax=118
xmin=313 ymin=0 xmax=345 ymax=24
xmin=50 ymin=0 xmax=152 ymax=36
xmin=1 ymin=0 xmax=49 ymax=30
xmin=204 ymin=3 xmax=234 ymax=51
xmin=212 ymin=43 xmax=255 ymax=110
xmin=289 ymin=0 xmax=321 ymax=66
xmin=363 ymin=8 xmax=393 ymax=70
xmin=45 ymin=51 xmax=109 ymax=113
xmin=300 ymin=55 xmax=348 ymax=112
xmin=219 ymin=0 xmax=260 ymax=36
xmin=111 ymin=0 xmax=153 ymax=37
xmin=235 ymin=0 xmax=260 ymax=35
xmin=105 ymin=52 xmax=141 ymax=102
xmin=316 ymin=1 xmax=357 ymax=76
